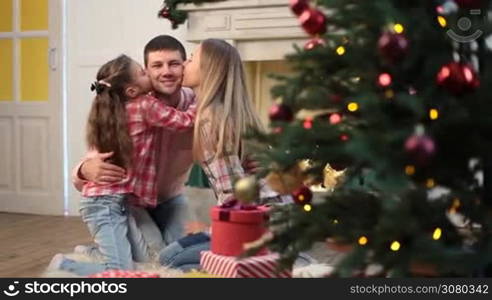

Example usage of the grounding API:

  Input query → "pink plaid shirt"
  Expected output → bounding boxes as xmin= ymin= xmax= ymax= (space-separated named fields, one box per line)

xmin=81 ymin=94 xmax=196 ymax=207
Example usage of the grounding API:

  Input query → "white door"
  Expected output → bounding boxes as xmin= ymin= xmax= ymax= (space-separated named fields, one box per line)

xmin=0 ymin=0 xmax=64 ymax=215
xmin=65 ymin=0 xmax=189 ymax=215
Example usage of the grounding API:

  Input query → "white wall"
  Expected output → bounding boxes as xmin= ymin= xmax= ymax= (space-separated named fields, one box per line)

xmin=65 ymin=0 xmax=193 ymax=215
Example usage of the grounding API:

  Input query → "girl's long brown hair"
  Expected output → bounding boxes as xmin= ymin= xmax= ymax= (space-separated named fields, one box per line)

xmin=86 ymin=55 xmax=134 ymax=168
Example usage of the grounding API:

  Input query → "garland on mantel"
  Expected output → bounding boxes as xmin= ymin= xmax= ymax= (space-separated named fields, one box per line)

xmin=158 ymin=0 xmax=224 ymax=29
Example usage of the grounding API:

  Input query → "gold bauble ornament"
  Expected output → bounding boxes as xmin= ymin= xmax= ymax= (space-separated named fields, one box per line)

xmin=266 ymin=163 xmax=305 ymax=195
xmin=234 ymin=176 xmax=259 ymax=204
xmin=323 ymin=163 xmax=346 ymax=190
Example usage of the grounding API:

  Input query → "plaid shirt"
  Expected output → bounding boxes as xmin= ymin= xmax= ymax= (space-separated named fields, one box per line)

xmin=197 ymin=119 xmax=287 ymax=205
xmin=82 ymin=94 xmax=196 ymax=207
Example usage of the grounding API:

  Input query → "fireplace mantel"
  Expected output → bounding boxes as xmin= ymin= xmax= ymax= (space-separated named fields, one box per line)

xmin=180 ymin=0 xmax=308 ymax=61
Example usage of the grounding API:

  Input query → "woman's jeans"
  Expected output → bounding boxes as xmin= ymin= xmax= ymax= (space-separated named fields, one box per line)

xmin=60 ymin=194 xmax=136 ymax=276
xmin=159 ymin=232 xmax=316 ymax=272
xmin=159 ymin=232 xmax=211 ymax=272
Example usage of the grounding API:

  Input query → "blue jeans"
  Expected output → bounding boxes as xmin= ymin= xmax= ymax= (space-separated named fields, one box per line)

xmin=149 ymin=194 xmax=188 ymax=246
xmin=61 ymin=194 xmax=134 ymax=276
xmin=159 ymin=232 xmax=211 ymax=272
xmin=64 ymin=194 xmax=188 ymax=276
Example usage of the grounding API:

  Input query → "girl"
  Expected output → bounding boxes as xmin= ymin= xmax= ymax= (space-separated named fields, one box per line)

xmin=49 ymin=55 xmax=196 ymax=276
xmin=158 ymin=39 xmax=303 ymax=271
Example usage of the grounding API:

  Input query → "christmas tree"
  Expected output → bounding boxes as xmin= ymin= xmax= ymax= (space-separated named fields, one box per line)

xmin=161 ymin=0 xmax=492 ymax=277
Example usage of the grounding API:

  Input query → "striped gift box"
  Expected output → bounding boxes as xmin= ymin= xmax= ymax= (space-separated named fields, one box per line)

xmin=200 ymin=251 xmax=291 ymax=278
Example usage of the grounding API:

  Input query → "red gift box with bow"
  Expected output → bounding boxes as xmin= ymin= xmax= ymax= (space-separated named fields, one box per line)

xmin=210 ymin=200 xmax=269 ymax=256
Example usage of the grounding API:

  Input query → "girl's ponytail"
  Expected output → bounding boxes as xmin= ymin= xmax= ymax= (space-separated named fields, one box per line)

xmin=86 ymin=55 xmax=134 ymax=169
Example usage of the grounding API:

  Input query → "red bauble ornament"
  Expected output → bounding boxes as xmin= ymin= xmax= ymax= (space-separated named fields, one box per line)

xmin=292 ymin=186 xmax=313 ymax=205
xmin=378 ymin=32 xmax=409 ymax=63
xmin=454 ymin=0 xmax=482 ymax=8
xmin=437 ymin=62 xmax=480 ymax=95
xmin=304 ymin=37 xmax=325 ymax=50
xmin=290 ymin=0 xmax=309 ymax=16
xmin=299 ymin=8 xmax=327 ymax=36
xmin=269 ymin=104 xmax=294 ymax=122
xmin=404 ymin=134 xmax=436 ymax=166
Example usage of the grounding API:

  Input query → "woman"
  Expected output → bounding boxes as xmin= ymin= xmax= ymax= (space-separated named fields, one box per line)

xmin=158 ymin=39 xmax=311 ymax=271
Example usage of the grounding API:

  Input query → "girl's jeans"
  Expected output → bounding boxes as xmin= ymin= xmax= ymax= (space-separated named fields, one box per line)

xmin=60 ymin=194 xmax=135 ymax=276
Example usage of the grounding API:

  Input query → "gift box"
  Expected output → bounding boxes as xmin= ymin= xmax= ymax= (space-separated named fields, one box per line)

xmin=200 ymin=251 xmax=291 ymax=278
xmin=89 ymin=270 xmax=160 ymax=278
xmin=210 ymin=203 xmax=269 ymax=256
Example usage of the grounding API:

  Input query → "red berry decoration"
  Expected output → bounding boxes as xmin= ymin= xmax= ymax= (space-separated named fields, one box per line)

xmin=378 ymin=32 xmax=409 ymax=63
xmin=454 ymin=0 xmax=482 ymax=8
xmin=299 ymin=8 xmax=327 ymax=36
xmin=290 ymin=0 xmax=309 ymax=16
xmin=158 ymin=7 xmax=170 ymax=19
xmin=404 ymin=134 xmax=436 ymax=166
xmin=436 ymin=62 xmax=480 ymax=95
xmin=304 ymin=37 xmax=325 ymax=50
xmin=269 ymin=103 xmax=294 ymax=122
xmin=292 ymin=186 xmax=313 ymax=205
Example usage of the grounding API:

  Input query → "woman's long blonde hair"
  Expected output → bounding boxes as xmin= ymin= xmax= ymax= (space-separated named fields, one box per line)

xmin=193 ymin=39 xmax=263 ymax=161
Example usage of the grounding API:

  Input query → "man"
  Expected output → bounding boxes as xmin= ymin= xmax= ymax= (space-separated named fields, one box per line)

xmin=73 ymin=35 xmax=195 ymax=248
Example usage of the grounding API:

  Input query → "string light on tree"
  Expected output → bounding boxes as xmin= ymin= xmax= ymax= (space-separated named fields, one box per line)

xmin=358 ymin=236 xmax=368 ymax=246
xmin=390 ymin=241 xmax=401 ymax=252
xmin=303 ymin=117 xmax=314 ymax=129
xmin=336 ymin=46 xmax=346 ymax=56
xmin=329 ymin=113 xmax=342 ymax=125
xmin=292 ymin=185 xmax=313 ymax=205
xmin=426 ymin=178 xmax=436 ymax=188
xmin=393 ymin=23 xmax=405 ymax=34
xmin=432 ymin=228 xmax=442 ymax=240
xmin=385 ymin=89 xmax=395 ymax=99
xmin=429 ymin=108 xmax=439 ymax=120
xmin=437 ymin=16 xmax=447 ymax=27
xmin=347 ymin=102 xmax=359 ymax=112
xmin=405 ymin=165 xmax=416 ymax=176
xmin=378 ymin=73 xmax=393 ymax=87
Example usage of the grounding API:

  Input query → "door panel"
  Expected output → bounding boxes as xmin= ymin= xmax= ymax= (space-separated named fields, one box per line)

xmin=0 ymin=0 xmax=64 ymax=215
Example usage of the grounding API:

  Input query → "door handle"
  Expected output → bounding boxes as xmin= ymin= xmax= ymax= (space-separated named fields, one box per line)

xmin=49 ymin=47 xmax=57 ymax=71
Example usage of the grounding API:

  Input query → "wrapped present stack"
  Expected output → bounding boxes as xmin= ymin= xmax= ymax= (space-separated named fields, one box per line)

xmin=200 ymin=177 xmax=292 ymax=278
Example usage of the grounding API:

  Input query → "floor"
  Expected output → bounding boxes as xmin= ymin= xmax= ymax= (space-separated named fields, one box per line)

xmin=0 ymin=213 xmax=92 ymax=277
xmin=0 ymin=187 xmax=339 ymax=278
